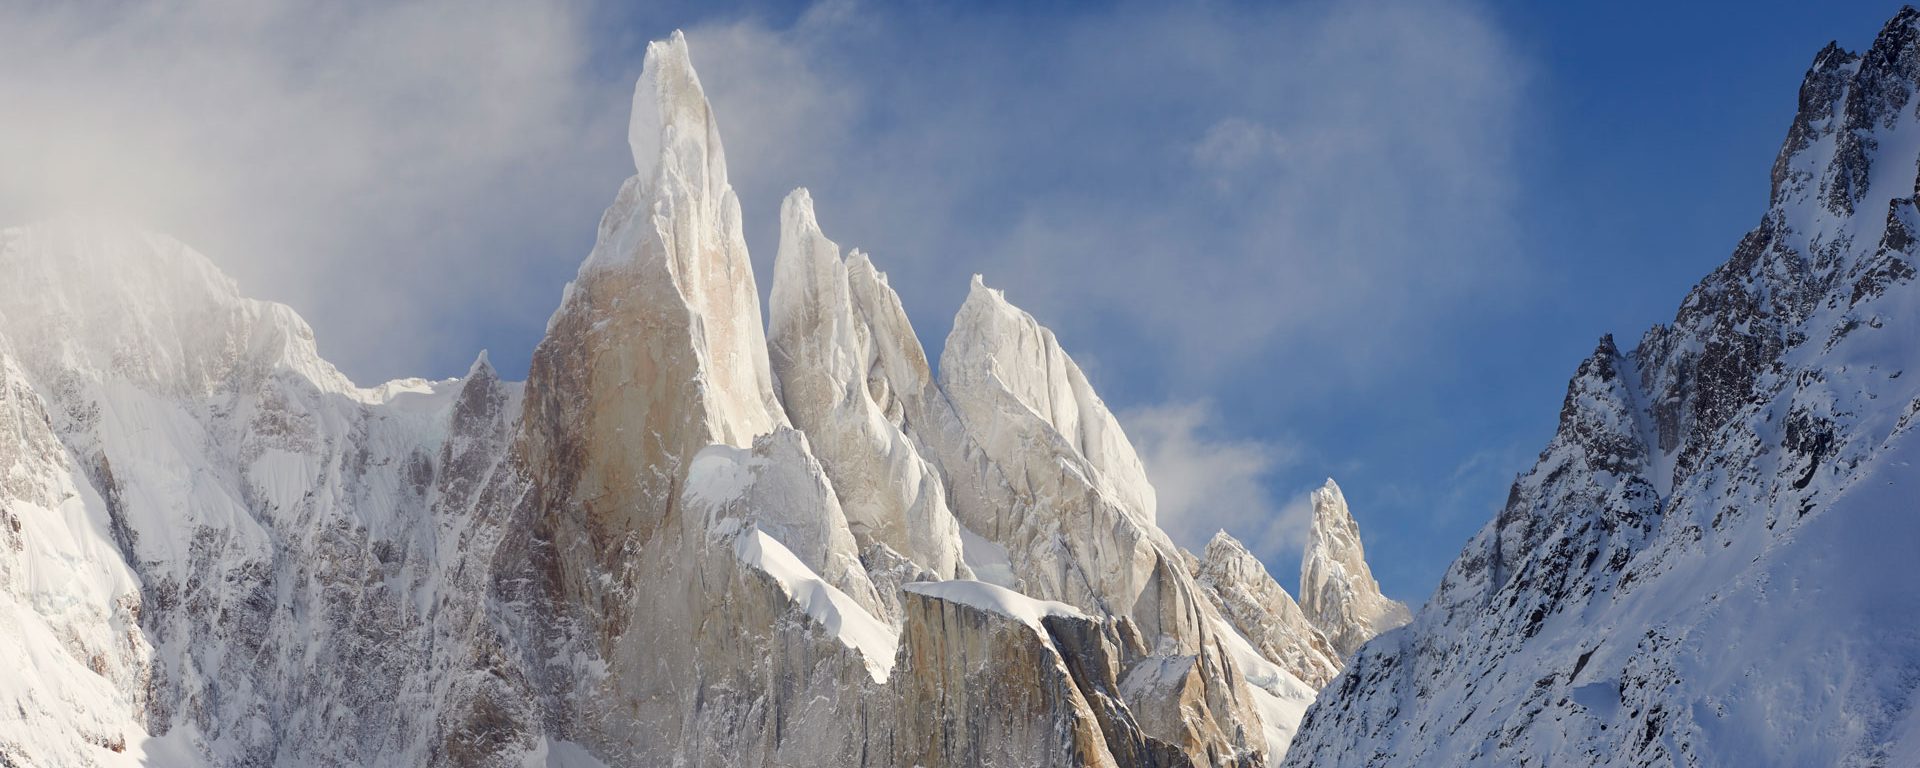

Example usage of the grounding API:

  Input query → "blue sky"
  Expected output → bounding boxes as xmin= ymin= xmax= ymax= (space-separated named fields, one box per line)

xmin=0 ymin=1 xmax=1900 ymax=603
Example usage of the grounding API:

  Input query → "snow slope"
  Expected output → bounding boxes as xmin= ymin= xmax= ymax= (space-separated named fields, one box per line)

xmin=1285 ymin=10 xmax=1920 ymax=766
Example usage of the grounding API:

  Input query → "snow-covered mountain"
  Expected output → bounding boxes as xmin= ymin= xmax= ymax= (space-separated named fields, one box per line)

xmin=0 ymin=32 xmax=1406 ymax=767
xmin=1285 ymin=9 xmax=1920 ymax=767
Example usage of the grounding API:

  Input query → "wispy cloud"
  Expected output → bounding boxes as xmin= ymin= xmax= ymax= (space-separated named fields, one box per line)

xmin=1190 ymin=118 xmax=1291 ymax=193
xmin=0 ymin=0 xmax=1526 ymax=400
xmin=677 ymin=0 xmax=1530 ymax=401
xmin=1122 ymin=401 xmax=1312 ymax=565
xmin=0 ymin=0 xmax=631 ymax=381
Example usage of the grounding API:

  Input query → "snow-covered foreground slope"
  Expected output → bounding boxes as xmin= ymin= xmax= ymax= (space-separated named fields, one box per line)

xmin=1285 ymin=10 xmax=1920 ymax=767
xmin=0 ymin=31 xmax=1408 ymax=768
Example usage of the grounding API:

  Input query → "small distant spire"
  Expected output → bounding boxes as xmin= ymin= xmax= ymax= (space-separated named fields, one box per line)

xmin=466 ymin=349 xmax=496 ymax=380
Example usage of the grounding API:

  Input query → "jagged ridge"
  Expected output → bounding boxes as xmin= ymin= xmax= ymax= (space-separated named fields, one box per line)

xmin=0 ymin=28 xmax=1415 ymax=768
xmin=1284 ymin=9 xmax=1920 ymax=767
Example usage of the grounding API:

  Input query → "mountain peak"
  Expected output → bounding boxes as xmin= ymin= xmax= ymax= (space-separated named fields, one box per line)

xmin=628 ymin=29 xmax=724 ymax=188
xmin=1300 ymin=478 xmax=1411 ymax=658
xmin=964 ymin=273 xmax=998 ymax=305
xmin=942 ymin=273 xmax=1159 ymax=524
xmin=1313 ymin=476 xmax=1344 ymax=518
xmin=783 ymin=187 xmax=821 ymax=234
xmin=1286 ymin=10 xmax=1920 ymax=763
xmin=467 ymin=348 xmax=494 ymax=378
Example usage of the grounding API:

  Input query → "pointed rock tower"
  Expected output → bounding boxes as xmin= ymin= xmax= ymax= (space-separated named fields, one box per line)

xmin=1299 ymin=479 xmax=1411 ymax=658
xmin=511 ymin=32 xmax=883 ymax=765
xmin=1197 ymin=530 xmax=1343 ymax=688
xmin=767 ymin=188 xmax=970 ymax=587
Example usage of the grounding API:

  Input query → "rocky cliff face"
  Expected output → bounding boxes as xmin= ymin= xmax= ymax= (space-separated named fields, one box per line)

xmin=1284 ymin=9 xmax=1920 ymax=767
xmin=1297 ymin=480 xmax=1410 ymax=660
xmin=766 ymin=188 xmax=969 ymax=589
xmin=0 ymin=30 xmax=1410 ymax=768
xmin=1194 ymin=532 xmax=1342 ymax=690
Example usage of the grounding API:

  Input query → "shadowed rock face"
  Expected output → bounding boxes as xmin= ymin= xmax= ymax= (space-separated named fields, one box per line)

xmin=1285 ymin=9 xmax=1920 ymax=767
xmin=892 ymin=589 xmax=1120 ymax=768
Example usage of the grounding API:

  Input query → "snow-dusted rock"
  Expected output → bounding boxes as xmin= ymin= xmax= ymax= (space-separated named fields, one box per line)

xmin=1195 ymin=531 xmax=1342 ymax=688
xmin=767 ymin=189 xmax=968 ymax=581
xmin=941 ymin=276 xmax=1157 ymax=525
xmin=1285 ymin=10 xmax=1920 ymax=766
xmin=0 ymin=329 xmax=153 ymax=765
xmin=687 ymin=429 xmax=885 ymax=621
xmin=1207 ymin=616 xmax=1319 ymax=757
xmin=933 ymin=277 xmax=1279 ymax=761
xmin=0 ymin=217 xmax=502 ymax=766
xmin=0 ymin=28 xmax=1332 ymax=768
xmin=1297 ymin=479 xmax=1410 ymax=659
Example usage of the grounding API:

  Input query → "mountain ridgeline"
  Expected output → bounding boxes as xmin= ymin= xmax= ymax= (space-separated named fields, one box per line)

xmin=1285 ymin=8 xmax=1920 ymax=767
xmin=9 ymin=9 xmax=1909 ymax=766
xmin=0 ymin=33 xmax=1408 ymax=768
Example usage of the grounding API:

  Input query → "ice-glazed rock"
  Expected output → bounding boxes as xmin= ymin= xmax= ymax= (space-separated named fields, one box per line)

xmin=685 ymin=428 xmax=885 ymax=620
xmin=767 ymin=188 xmax=968 ymax=581
xmin=941 ymin=276 xmax=1157 ymax=524
xmin=934 ymin=276 xmax=1272 ymax=760
xmin=1297 ymin=479 xmax=1411 ymax=659
xmin=935 ymin=277 xmax=1174 ymax=623
xmin=1196 ymin=531 xmax=1342 ymax=688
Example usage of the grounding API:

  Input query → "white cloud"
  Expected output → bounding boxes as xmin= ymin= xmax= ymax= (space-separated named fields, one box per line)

xmin=1122 ymin=401 xmax=1311 ymax=565
xmin=0 ymin=0 xmax=631 ymax=381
